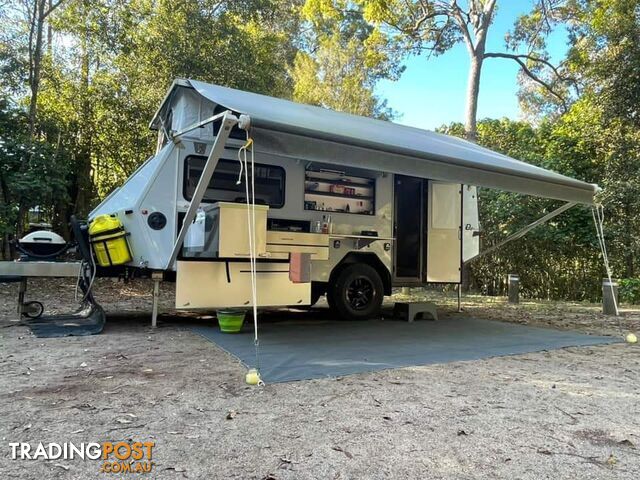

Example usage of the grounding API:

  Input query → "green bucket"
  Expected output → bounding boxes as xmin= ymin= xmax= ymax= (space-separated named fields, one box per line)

xmin=217 ymin=309 xmax=246 ymax=333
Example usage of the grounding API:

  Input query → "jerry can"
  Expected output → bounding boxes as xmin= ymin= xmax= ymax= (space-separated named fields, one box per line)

xmin=89 ymin=214 xmax=132 ymax=267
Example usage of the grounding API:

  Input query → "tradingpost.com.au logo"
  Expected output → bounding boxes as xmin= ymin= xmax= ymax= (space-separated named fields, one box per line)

xmin=9 ymin=441 xmax=155 ymax=474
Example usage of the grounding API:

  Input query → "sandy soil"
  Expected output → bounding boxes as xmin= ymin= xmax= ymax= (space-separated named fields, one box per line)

xmin=1 ymin=278 xmax=639 ymax=479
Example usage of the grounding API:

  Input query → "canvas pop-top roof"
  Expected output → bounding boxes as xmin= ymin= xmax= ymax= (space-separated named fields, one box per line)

xmin=151 ymin=79 xmax=598 ymax=205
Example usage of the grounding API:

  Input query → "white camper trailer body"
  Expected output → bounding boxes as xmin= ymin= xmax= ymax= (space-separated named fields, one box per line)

xmin=90 ymin=79 xmax=598 ymax=319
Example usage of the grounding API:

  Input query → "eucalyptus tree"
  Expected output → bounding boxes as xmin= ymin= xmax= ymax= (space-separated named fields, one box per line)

xmin=356 ymin=0 xmax=575 ymax=140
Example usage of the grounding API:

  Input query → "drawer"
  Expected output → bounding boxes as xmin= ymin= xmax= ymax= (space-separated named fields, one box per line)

xmin=266 ymin=244 xmax=329 ymax=261
xmin=175 ymin=261 xmax=310 ymax=309
xmin=266 ymin=231 xmax=329 ymax=260
xmin=266 ymin=231 xmax=329 ymax=247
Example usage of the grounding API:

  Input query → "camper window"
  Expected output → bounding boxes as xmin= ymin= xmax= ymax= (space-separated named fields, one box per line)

xmin=183 ymin=156 xmax=285 ymax=208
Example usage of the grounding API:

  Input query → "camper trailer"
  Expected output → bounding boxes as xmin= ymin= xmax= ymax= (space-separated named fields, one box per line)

xmin=83 ymin=79 xmax=598 ymax=321
xmin=0 ymin=79 xmax=597 ymax=323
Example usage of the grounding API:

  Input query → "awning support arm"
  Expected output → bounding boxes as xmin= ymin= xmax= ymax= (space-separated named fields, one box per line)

xmin=464 ymin=201 xmax=577 ymax=264
xmin=165 ymin=111 xmax=240 ymax=269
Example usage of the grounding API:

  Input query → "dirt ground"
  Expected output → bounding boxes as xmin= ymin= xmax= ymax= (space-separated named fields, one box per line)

xmin=1 ymin=278 xmax=639 ymax=479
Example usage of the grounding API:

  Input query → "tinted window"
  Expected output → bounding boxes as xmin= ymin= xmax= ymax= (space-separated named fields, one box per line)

xmin=184 ymin=156 xmax=285 ymax=208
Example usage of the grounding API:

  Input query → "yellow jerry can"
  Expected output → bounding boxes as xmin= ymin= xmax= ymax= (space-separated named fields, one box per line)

xmin=89 ymin=214 xmax=132 ymax=267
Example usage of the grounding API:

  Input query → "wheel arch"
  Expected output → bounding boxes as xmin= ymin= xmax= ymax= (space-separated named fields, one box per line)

xmin=329 ymin=252 xmax=392 ymax=296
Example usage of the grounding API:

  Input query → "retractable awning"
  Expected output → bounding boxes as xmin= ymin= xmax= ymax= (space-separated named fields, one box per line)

xmin=154 ymin=79 xmax=599 ymax=204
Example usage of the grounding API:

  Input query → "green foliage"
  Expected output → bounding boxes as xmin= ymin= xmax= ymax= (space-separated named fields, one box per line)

xmin=0 ymin=98 xmax=70 ymax=240
xmin=441 ymin=118 xmax=597 ymax=300
xmin=519 ymin=0 xmax=640 ymax=120
xmin=1 ymin=0 xmax=638 ymax=305
xmin=118 ymin=0 xmax=298 ymax=98
xmin=566 ymin=0 xmax=640 ymax=126
xmin=293 ymin=1 xmax=402 ymax=118
xmin=357 ymin=0 xmax=461 ymax=55
xmin=440 ymin=99 xmax=640 ymax=301
xmin=0 ymin=5 xmax=28 ymax=95
xmin=619 ymin=278 xmax=640 ymax=305
xmin=4 ymin=0 xmax=302 ymax=214
xmin=436 ymin=1 xmax=640 ymax=301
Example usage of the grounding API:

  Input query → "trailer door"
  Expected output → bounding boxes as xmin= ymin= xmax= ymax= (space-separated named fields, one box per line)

xmin=426 ymin=181 xmax=462 ymax=283
xmin=393 ymin=175 xmax=425 ymax=282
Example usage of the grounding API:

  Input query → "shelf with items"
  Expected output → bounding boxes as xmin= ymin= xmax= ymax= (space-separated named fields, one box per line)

xmin=304 ymin=190 xmax=373 ymax=200
xmin=304 ymin=170 xmax=375 ymax=216
xmin=304 ymin=194 xmax=374 ymax=215
xmin=305 ymin=176 xmax=375 ymax=189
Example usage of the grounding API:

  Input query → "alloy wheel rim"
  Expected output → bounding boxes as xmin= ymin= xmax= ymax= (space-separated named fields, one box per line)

xmin=345 ymin=276 xmax=375 ymax=311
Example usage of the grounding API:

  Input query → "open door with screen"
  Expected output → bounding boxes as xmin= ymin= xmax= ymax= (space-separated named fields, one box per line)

xmin=393 ymin=175 xmax=425 ymax=282
xmin=426 ymin=181 xmax=462 ymax=283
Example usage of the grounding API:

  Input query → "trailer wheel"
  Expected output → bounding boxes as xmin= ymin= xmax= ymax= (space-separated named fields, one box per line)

xmin=330 ymin=264 xmax=383 ymax=320
xmin=23 ymin=301 xmax=44 ymax=319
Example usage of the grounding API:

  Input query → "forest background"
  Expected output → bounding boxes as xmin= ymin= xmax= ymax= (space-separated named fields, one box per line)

xmin=2 ymin=0 xmax=639 ymax=302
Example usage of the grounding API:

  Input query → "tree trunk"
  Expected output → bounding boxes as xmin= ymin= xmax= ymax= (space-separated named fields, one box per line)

xmin=28 ymin=0 xmax=47 ymax=139
xmin=74 ymin=11 xmax=93 ymax=218
xmin=461 ymin=53 xmax=484 ymax=291
xmin=19 ymin=0 xmax=48 ymax=238
xmin=47 ymin=0 xmax=53 ymax=55
xmin=465 ymin=53 xmax=483 ymax=142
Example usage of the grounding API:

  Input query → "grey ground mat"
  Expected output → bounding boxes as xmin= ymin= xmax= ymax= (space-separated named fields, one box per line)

xmin=25 ymin=303 xmax=106 ymax=338
xmin=192 ymin=313 xmax=618 ymax=383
